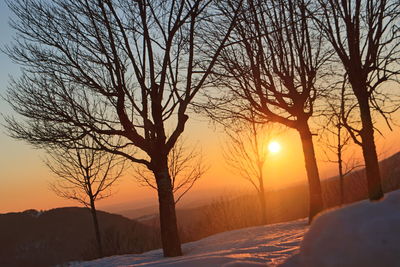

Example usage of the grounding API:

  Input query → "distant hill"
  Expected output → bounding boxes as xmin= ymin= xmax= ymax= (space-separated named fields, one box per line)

xmin=115 ymin=188 xmax=226 ymax=220
xmin=0 ymin=207 xmax=160 ymax=267
xmin=118 ymin=204 xmax=159 ymax=221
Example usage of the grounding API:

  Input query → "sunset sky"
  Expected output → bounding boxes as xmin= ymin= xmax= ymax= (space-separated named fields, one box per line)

xmin=0 ymin=1 xmax=399 ymax=214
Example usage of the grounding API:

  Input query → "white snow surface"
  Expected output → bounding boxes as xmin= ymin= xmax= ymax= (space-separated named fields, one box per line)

xmin=290 ymin=189 xmax=400 ymax=267
xmin=72 ymin=189 xmax=400 ymax=267
xmin=71 ymin=219 xmax=308 ymax=267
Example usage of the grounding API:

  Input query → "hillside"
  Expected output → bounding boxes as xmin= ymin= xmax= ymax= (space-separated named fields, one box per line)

xmin=130 ymin=151 xmax=400 ymax=244
xmin=0 ymin=207 xmax=160 ymax=267
xmin=4 ymin=152 xmax=399 ymax=266
xmin=72 ymin=218 xmax=308 ymax=267
xmin=73 ymin=189 xmax=400 ymax=267
xmin=322 ymin=151 xmax=400 ymax=207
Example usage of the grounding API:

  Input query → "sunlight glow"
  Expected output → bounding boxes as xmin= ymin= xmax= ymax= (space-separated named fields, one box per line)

xmin=268 ymin=141 xmax=281 ymax=154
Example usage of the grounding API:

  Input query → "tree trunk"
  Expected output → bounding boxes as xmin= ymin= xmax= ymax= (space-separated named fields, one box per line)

xmin=358 ymin=96 xmax=384 ymax=200
xmin=89 ymin=198 xmax=103 ymax=258
xmin=259 ymin=191 xmax=268 ymax=225
xmin=298 ymin=123 xmax=323 ymax=223
xmin=258 ymin=175 xmax=268 ymax=225
xmin=338 ymin=161 xmax=345 ymax=206
xmin=337 ymin=128 xmax=345 ymax=205
xmin=154 ymin=157 xmax=182 ymax=257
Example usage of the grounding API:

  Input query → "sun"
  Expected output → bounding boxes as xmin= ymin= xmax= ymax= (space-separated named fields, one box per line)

xmin=268 ymin=141 xmax=281 ymax=154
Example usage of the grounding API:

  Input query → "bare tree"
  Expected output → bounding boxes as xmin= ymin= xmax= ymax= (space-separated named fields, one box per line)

xmin=203 ymin=0 xmax=331 ymax=221
xmin=320 ymin=84 xmax=362 ymax=205
xmin=223 ymin=119 xmax=279 ymax=224
xmin=46 ymin=138 xmax=125 ymax=258
xmin=3 ymin=0 xmax=242 ymax=256
xmin=134 ymin=138 xmax=207 ymax=204
xmin=311 ymin=0 xmax=400 ymax=200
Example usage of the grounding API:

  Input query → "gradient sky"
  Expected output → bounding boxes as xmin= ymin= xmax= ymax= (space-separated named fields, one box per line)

xmin=0 ymin=1 xmax=399 ymax=214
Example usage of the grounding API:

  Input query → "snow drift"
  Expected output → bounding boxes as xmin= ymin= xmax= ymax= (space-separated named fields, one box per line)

xmin=295 ymin=189 xmax=400 ymax=267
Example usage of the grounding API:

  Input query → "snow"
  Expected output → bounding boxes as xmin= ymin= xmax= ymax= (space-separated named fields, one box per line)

xmin=72 ymin=189 xmax=400 ymax=267
xmin=290 ymin=189 xmax=400 ymax=267
xmin=71 ymin=219 xmax=308 ymax=267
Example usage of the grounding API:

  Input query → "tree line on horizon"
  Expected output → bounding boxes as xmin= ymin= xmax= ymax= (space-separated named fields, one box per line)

xmin=2 ymin=0 xmax=399 ymax=259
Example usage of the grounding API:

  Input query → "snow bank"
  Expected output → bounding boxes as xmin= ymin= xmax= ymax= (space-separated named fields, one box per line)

xmin=71 ymin=219 xmax=307 ymax=267
xmin=295 ymin=190 xmax=400 ymax=267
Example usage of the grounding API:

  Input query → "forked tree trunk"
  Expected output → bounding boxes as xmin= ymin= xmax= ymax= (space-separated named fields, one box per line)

xmin=153 ymin=157 xmax=182 ymax=257
xmin=89 ymin=198 xmax=103 ymax=258
xmin=358 ymin=96 xmax=384 ymax=200
xmin=298 ymin=122 xmax=323 ymax=223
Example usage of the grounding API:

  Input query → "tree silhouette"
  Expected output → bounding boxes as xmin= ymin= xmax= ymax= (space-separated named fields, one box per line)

xmin=320 ymin=83 xmax=363 ymax=205
xmin=4 ymin=0 xmax=242 ymax=256
xmin=311 ymin=0 xmax=400 ymax=201
xmin=223 ymin=118 xmax=279 ymax=224
xmin=203 ymin=0 xmax=331 ymax=221
xmin=46 ymin=137 xmax=125 ymax=258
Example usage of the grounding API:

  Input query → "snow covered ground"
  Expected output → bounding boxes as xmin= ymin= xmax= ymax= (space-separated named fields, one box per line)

xmin=290 ymin=189 xmax=400 ymax=267
xmin=71 ymin=219 xmax=308 ymax=267
xmin=72 ymin=189 xmax=400 ymax=267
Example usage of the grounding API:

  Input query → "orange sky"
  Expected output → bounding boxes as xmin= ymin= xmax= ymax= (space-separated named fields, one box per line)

xmin=0 ymin=1 xmax=399 ymax=214
xmin=1 ymin=112 xmax=399 ymax=214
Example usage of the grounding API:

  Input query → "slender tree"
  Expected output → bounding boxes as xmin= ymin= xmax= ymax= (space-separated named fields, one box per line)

xmin=204 ymin=0 xmax=331 ymax=221
xmin=320 ymin=83 xmax=362 ymax=205
xmin=4 ymin=0 xmax=242 ymax=256
xmin=46 ymin=138 xmax=125 ymax=258
xmin=311 ymin=0 xmax=400 ymax=200
xmin=223 ymin=119 xmax=279 ymax=224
